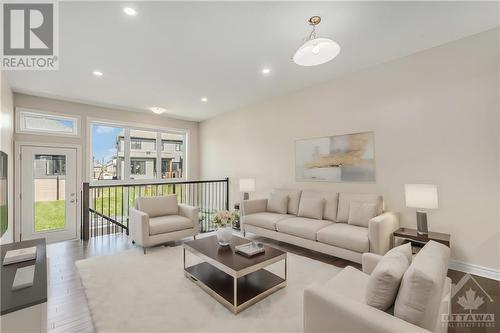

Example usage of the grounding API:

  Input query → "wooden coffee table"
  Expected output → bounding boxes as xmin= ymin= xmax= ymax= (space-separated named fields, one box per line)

xmin=183 ymin=235 xmax=287 ymax=314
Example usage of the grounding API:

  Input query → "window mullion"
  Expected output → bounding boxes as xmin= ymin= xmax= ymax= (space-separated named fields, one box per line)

xmin=124 ymin=128 xmax=131 ymax=180
xmin=156 ymin=132 xmax=161 ymax=180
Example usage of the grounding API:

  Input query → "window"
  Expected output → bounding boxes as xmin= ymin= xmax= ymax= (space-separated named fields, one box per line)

xmin=90 ymin=122 xmax=186 ymax=182
xmin=130 ymin=160 xmax=146 ymax=175
xmin=91 ymin=124 xmax=124 ymax=181
xmin=17 ymin=109 xmax=79 ymax=136
xmin=130 ymin=139 xmax=142 ymax=150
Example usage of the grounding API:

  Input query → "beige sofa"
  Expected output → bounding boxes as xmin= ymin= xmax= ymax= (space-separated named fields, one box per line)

xmin=241 ymin=189 xmax=399 ymax=263
xmin=304 ymin=241 xmax=452 ymax=333
xmin=129 ymin=195 xmax=199 ymax=253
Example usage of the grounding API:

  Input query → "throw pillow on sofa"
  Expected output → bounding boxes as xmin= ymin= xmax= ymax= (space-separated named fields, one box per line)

xmin=298 ymin=197 xmax=325 ymax=220
xmin=348 ymin=201 xmax=378 ymax=227
xmin=267 ymin=192 xmax=289 ymax=214
xmin=365 ymin=243 xmax=412 ymax=310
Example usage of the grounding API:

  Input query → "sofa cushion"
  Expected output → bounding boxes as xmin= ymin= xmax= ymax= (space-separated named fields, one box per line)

xmin=149 ymin=215 xmax=192 ymax=235
xmin=348 ymin=201 xmax=378 ymax=227
xmin=242 ymin=212 xmax=290 ymax=231
xmin=267 ymin=192 xmax=289 ymax=214
xmin=317 ymin=223 xmax=369 ymax=253
xmin=273 ymin=189 xmax=302 ymax=215
xmin=323 ymin=193 xmax=339 ymax=222
xmin=276 ymin=217 xmax=332 ymax=241
xmin=298 ymin=195 xmax=325 ymax=220
xmin=394 ymin=241 xmax=450 ymax=331
xmin=337 ymin=193 xmax=383 ymax=223
xmin=365 ymin=244 xmax=412 ymax=310
xmin=136 ymin=195 xmax=178 ymax=218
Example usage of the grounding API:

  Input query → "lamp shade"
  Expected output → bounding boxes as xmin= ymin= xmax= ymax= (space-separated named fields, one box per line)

xmin=293 ymin=38 xmax=341 ymax=66
xmin=405 ymin=184 xmax=438 ymax=209
xmin=239 ymin=178 xmax=255 ymax=192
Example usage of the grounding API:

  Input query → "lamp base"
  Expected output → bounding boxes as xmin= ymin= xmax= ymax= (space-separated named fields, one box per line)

xmin=416 ymin=211 xmax=428 ymax=235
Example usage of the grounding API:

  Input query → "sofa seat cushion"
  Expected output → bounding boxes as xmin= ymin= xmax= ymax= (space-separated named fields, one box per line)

xmin=323 ymin=266 xmax=369 ymax=302
xmin=276 ymin=217 xmax=332 ymax=241
xmin=317 ymin=223 xmax=369 ymax=253
xmin=149 ymin=215 xmax=192 ymax=235
xmin=243 ymin=212 xmax=291 ymax=230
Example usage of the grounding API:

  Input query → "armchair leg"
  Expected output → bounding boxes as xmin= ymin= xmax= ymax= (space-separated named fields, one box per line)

xmin=143 ymin=247 xmax=146 ymax=255
xmin=193 ymin=235 xmax=196 ymax=240
xmin=243 ymin=231 xmax=246 ymax=237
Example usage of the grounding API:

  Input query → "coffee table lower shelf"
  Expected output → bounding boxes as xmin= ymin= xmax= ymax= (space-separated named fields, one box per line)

xmin=184 ymin=262 xmax=286 ymax=314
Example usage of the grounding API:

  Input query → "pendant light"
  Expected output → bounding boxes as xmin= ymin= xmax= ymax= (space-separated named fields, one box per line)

xmin=292 ymin=16 xmax=341 ymax=66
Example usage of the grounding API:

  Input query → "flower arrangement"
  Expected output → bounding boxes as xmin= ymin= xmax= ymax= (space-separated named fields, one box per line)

xmin=213 ymin=210 xmax=239 ymax=229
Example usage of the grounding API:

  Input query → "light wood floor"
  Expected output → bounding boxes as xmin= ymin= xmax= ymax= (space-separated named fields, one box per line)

xmin=46 ymin=233 xmax=499 ymax=333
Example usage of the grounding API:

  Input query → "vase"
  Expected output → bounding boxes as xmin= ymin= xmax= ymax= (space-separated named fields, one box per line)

xmin=216 ymin=226 xmax=232 ymax=246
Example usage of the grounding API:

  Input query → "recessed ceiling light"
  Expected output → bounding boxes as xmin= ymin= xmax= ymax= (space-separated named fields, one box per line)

xmin=93 ymin=71 xmax=103 ymax=77
xmin=262 ymin=68 xmax=271 ymax=75
xmin=201 ymin=97 xmax=208 ymax=102
xmin=123 ymin=7 xmax=137 ymax=16
xmin=150 ymin=107 xmax=166 ymax=114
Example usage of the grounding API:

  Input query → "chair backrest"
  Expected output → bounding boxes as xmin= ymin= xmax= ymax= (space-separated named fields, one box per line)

xmin=135 ymin=195 xmax=178 ymax=217
xmin=394 ymin=241 xmax=450 ymax=331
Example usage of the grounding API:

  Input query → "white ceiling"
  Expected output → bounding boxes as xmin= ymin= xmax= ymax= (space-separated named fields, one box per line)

xmin=6 ymin=1 xmax=499 ymax=121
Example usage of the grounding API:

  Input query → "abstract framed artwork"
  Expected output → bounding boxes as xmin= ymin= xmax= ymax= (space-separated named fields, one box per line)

xmin=295 ymin=131 xmax=375 ymax=182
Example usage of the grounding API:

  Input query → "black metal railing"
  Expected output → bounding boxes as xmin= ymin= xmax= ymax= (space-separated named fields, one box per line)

xmin=81 ymin=178 xmax=229 ymax=240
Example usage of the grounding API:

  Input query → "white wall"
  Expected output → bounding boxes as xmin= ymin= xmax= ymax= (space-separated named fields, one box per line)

xmin=200 ymin=29 xmax=500 ymax=271
xmin=13 ymin=94 xmax=200 ymax=181
xmin=0 ymin=72 xmax=14 ymax=244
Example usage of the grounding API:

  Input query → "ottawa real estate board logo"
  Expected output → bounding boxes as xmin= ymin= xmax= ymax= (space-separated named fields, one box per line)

xmin=443 ymin=273 xmax=495 ymax=329
xmin=1 ymin=1 xmax=59 ymax=70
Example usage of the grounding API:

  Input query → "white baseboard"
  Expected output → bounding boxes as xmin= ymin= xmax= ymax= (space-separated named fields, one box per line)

xmin=449 ymin=260 xmax=500 ymax=281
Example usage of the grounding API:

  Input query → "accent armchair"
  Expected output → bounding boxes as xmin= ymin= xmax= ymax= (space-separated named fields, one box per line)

xmin=304 ymin=241 xmax=451 ymax=333
xmin=129 ymin=195 xmax=199 ymax=254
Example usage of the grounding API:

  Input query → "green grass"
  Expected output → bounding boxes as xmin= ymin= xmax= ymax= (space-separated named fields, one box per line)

xmin=35 ymin=200 xmax=65 ymax=231
xmin=0 ymin=204 xmax=7 ymax=236
xmin=92 ymin=184 xmax=179 ymax=218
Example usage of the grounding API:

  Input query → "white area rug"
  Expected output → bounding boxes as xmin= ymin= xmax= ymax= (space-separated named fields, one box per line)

xmin=76 ymin=245 xmax=342 ymax=333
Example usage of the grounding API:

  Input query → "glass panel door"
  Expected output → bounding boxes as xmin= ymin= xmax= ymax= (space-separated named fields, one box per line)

xmin=21 ymin=145 xmax=77 ymax=243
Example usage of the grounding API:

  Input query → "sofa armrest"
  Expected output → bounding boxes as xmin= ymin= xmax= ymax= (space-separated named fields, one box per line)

xmin=304 ymin=284 xmax=430 ymax=333
xmin=179 ymin=204 xmax=200 ymax=234
xmin=368 ymin=212 xmax=399 ymax=255
xmin=129 ymin=208 xmax=150 ymax=246
xmin=362 ymin=252 xmax=383 ymax=274
xmin=241 ymin=199 xmax=267 ymax=216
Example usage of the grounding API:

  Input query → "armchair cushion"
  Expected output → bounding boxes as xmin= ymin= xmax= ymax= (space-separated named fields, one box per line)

xmin=366 ymin=244 xmax=412 ymax=310
xmin=149 ymin=215 xmax=193 ymax=235
xmin=394 ymin=241 xmax=450 ymax=331
xmin=337 ymin=193 xmax=383 ymax=222
xmin=136 ymin=195 xmax=178 ymax=217
xmin=242 ymin=212 xmax=290 ymax=231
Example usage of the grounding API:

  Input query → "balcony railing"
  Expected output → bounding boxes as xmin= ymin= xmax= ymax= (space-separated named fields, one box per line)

xmin=81 ymin=178 xmax=229 ymax=240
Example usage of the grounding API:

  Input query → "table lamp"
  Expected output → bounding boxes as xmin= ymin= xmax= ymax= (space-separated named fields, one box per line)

xmin=239 ymin=178 xmax=255 ymax=200
xmin=404 ymin=184 xmax=438 ymax=235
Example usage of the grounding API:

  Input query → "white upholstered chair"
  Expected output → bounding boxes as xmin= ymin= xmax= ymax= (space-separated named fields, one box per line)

xmin=304 ymin=241 xmax=452 ymax=333
xmin=128 ymin=195 xmax=199 ymax=253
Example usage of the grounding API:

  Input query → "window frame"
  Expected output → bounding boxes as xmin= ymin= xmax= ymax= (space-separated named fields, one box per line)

xmin=16 ymin=108 xmax=80 ymax=137
xmin=88 ymin=118 xmax=188 ymax=185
